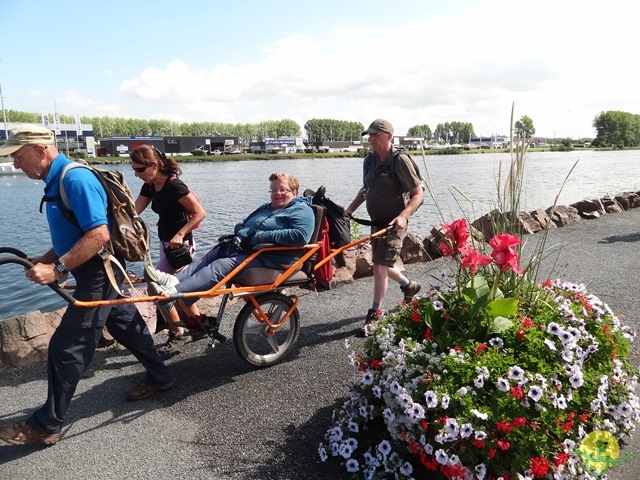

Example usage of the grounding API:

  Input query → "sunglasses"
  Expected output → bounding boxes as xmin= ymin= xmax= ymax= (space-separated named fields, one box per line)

xmin=132 ymin=164 xmax=150 ymax=173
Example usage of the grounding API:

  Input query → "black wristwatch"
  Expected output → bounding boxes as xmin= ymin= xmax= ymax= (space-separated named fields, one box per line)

xmin=53 ymin=259 xmax=69 ymax=274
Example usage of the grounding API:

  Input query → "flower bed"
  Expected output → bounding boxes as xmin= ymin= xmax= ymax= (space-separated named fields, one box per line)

xmin=320 ymin=219 xmax=640 ymax=479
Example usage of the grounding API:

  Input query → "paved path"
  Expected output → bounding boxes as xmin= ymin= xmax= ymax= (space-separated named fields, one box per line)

xmin=1 ymin=209 xmax=640 ymax=479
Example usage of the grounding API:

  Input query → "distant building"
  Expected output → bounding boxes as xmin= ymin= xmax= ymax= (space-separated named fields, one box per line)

xmin=97 ymin=135 xmax=239 ymax=156
xmin=1 ymin=121 xmax=96 ymax=155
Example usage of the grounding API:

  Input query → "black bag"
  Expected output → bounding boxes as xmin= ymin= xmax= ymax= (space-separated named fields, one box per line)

xmin=164 ymin=245 xmax=193 ymax=269
xmin=304 ymin=186 xmax=351 ymax=248
xmin=217 ymin=236 xmax=243 ymax=258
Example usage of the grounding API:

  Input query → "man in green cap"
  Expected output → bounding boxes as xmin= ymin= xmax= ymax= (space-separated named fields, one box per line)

xmin=345 ymin=119 xmax=424 ymax=335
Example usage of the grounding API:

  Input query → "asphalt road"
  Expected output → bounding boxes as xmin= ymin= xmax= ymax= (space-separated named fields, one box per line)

xmin=1 ymin=208 xmax=640 ymax=479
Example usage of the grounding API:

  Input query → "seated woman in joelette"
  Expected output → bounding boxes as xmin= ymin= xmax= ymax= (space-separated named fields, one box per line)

xmin=147 ymin=172 xmax=315 ymax=356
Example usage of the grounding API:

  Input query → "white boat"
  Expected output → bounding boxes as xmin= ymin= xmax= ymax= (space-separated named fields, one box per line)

xmin=0 ymin=162 xmax=23 ymax=175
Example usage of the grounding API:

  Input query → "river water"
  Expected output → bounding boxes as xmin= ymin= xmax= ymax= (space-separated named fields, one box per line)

xmin=1 ymin=149 xmax=638 ymax=319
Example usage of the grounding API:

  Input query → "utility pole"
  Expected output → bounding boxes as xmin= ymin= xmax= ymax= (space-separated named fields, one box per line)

xmin=0 ymin=79 xmax=8 ymax=140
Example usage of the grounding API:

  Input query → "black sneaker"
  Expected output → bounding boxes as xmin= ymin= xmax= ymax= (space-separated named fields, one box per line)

xmin=360 ymin=309 xmax=383 ymax=336
xmin=400 ymin=280 xmax=421 ymax=303
xmin=157 ymin=332 xmax=191 ymax=356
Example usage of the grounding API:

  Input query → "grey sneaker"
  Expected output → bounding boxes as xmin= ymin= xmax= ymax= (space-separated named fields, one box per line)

xmin=157 ymin=332 xmax=191 ymax=356
xmin=400 ymin=280 xmax=421 ymax=303
xmin=144 ymin=264 xmax=179 ymax=287
xmin=147 ymin=281 xmax=177 ymax=314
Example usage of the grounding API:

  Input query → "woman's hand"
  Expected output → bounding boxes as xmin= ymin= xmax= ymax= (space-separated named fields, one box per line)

xmin=169 ymin=232 xmax=185 ymax=248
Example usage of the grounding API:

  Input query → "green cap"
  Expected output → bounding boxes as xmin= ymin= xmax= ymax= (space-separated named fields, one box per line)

xmin=361 ymin=119 xmax=394 ymax=136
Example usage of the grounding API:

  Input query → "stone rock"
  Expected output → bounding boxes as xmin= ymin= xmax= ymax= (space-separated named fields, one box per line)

xmin=601 ymin=196 xmax=624 ymax=214
xmin=530 ymin=208 xmax=556 ymax=229
xmin=400 ymin=233 xmax=427 ymax=264
xmin=614 ymin=192 xmax=640 ymax=210
xmin=545 ymin=205 xmax=580 ymax=227
xmin=353 ymin=244 xmax=373 ymax=278
xmin=514 ymin=211 xmax=543 ymax=235
xmin=0 ymin=311 xmax=55 ymax=367
xmin=570 ymin=199 xmax=604 ymax=220
xmin=423 ymin=235 xmax=443 ymax=261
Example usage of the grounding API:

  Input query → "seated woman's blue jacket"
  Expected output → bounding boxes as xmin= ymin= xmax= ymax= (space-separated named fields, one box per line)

xmin=234 ymin=196 xmax=316 ymax=266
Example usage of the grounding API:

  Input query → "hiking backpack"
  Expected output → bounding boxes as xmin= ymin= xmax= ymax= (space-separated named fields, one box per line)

xmin=56 ymin=161 xmax=151 ymax=262
xmin=362 ymin=148 xmax=426 ymax=202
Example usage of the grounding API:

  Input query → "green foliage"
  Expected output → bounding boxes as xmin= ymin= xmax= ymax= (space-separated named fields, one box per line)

xmin=514 ymin=115 xmax=536 ymax=139
xmin=304 ymin=118 xmax=364 ymax=142
xmin=593 ymin=110 xmax=640 ymax=148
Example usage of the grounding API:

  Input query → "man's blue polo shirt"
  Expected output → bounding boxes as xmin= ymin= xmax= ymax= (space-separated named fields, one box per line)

xmin=44 ymin=154 xmax=109 ymax=256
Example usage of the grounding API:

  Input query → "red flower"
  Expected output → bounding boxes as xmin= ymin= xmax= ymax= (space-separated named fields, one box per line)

xmin=488 ymin=448 xmax=497 ymax=458
xmin=424 ymin=328 xmax=432 ymax=341
xmin=411 ymin=310 xmax=421 ymax=323
xmin=496 ymin=419 xmax=514 ymax=434
xmin=513 ymin=417 xmax=526 ymax=428
xmin=474 ymin=343 xmax=489 ymax=355
xmin=420 ymin=419 xmax=429 ymax=430
xmin=489 ymin=233 xmax=523 ymax=274
xmin=370 ymin=358 xmax=382 ymax=369
xmin=510 ymin=386 xmax=524 ymax=399
xmin=459 ymin=246 xmax=492 ymax=274
xmin=440 ymin=218 xmax=470 ymax=256
xmin=579 ymin=412 xmax=589 ymax=421
xmin=541 ymin=278 xmax=553 ymax=289
xmin=554 ymin=452 xmax=570 ymax=467
xmin=472 ymin=439 xmax=486 ymax=448
xmin=530 ymin=456 xmax=549 ymax=478
xmin=496 ymin=440 xmax=511 ymax=451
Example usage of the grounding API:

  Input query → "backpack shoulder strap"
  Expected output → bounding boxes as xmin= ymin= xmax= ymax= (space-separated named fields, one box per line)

xmin=59 ymin=162 xmax=93 ymax=211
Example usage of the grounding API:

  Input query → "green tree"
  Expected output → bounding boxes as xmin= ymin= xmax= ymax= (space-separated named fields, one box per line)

xmin=592 ymin=110 xmax=640 ymax=148
xmin=514 ymin=115 xmax=535 ymax=139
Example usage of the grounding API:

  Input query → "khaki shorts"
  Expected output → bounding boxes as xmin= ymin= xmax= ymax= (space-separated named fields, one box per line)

xmin=371 ymin=227 xmax=406 ymax=267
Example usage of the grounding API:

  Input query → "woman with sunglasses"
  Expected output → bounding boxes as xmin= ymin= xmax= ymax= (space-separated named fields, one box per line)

xmin=130 ymin=144 xmax=206 ymax=351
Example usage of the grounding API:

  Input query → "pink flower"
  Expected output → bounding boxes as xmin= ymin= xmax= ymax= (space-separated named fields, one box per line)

xmin=440 ymin=219 xmax=470 ymax=256
xmin=489 ymin=233 xmax=523 ymax=274
xmin=459 ymin=246 xmax=492 ymax=274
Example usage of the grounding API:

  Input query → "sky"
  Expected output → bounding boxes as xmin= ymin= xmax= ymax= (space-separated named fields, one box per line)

xmin=0 ymin=0 xmax=636 ymax=140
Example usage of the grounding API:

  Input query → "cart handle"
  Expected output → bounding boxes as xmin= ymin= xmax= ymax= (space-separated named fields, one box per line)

xmin=0 ymin=248 xmax=76 ymax=304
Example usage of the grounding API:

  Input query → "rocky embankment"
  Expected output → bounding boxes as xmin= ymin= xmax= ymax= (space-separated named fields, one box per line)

xmin=2 ymin=191 xmax=639 ymax=368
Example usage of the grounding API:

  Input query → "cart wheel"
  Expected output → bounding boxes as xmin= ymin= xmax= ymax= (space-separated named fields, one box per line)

xmin=233 ymin=292 xmax=300 ymax=367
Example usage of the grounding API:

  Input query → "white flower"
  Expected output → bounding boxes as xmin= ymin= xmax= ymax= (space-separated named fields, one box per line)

xmin=345 ymin=458 xmax=359 ymax=473
xmin=508 ymin=366 xmax=525 ymax=381
xmin=362 ymin=371 xmax=374 ymax=386
xmin=460 ymin=423 xmax=473 ymax=438
xmin=489 ymin=337 xmax=504 ymax=348
xmin=348 ymin=421 xmax=359 ymax=433
xmin=435 ymin=449 xmax=448 ymax=464
xmin=339 ymin=442 xmax=353 ymax=459
xmin=425 ymin=390 xmax=438 ymax=408
xmin=474 ymin=376 xmax=485 ymax=388
xmin=372 ymin=385 xmax=382 ymax=398
xmin=472 ymin=409 xmax=489 ymax=420
xmin=547 ymin=322 xmax=562 ymax=335
xmin=544 ymin=338 xmax=557 ymax=351
xmin=475 ymin=463 xmax=487 ymax=480
xmin=377 ymin=439 xmax=392 ymax=457
xmin=457 ymin=386 xmax=468 ymax=396
xmin=399 ymin=461 xmax=413 ymax=475
xmin=474 ymin=430 xmax=487 ymax=440
xmin=441 ymin=394 xmax=450 ymax=409
xmin=497 ymin=378 xmax=510 ymax=392
xmin=528 ymin=386 xmax=543 ymax=402
xmin=318 ymin=444 xmax=328 ymax=462
xmin=568 ymin=372 xmax=584 ymax=388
